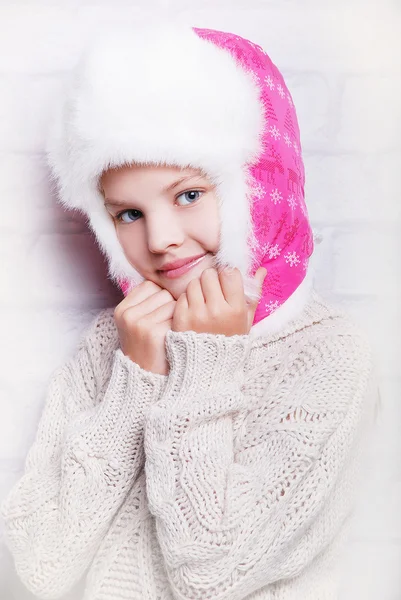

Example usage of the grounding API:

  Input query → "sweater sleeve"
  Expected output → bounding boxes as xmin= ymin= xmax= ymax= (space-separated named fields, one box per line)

xmin=0 ymin=310 xmax=167 ymax=600
xmin=143 ymin=328 xmax=378 ymax=600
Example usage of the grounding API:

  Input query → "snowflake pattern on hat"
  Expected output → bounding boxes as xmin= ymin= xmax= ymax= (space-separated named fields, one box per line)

xmin=194 ymin=28 xmax=314 ymax=324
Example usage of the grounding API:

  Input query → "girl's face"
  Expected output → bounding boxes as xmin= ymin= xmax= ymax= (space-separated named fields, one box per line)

xmin=100 ymin=163 xmax=221 ymax=299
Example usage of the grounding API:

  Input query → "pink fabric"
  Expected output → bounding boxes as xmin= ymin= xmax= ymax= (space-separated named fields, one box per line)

xmin=118 ymin=28 xmax=314 ymax=326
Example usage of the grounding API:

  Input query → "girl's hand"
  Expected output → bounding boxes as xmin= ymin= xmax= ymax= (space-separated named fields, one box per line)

xmin=114 ymin=280 xmax=176 ymax=375
xmin=172 ymin=267 xmax=267 ymax=336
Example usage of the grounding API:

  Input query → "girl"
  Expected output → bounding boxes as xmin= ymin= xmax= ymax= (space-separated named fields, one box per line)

xmin=1 ymin=24 xmax=379 ymax=600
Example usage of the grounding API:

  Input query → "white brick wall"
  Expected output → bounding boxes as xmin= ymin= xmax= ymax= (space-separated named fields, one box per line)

xmin=0 ymin=2 xmax=399 ymax=598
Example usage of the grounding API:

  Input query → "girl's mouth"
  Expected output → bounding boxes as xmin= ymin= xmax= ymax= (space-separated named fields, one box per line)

xmin=158 ymin=254 xmax=208 ymax=279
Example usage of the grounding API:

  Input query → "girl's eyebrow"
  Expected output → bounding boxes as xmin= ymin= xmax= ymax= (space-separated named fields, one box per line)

xmin=104 ymin=198 xmax=135 ymax=208
xmin=165 ymin=174 xmax=204 ymax=191
xmin=103 ymin=174 xmax=206 ymax=208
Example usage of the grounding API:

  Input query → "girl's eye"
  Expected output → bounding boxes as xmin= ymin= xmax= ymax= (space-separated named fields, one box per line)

xmin=176 ymin=190 xmax=203 ymax=206
xmin=114 ymin=189 xmax=203 ymax=223
xmin=115 ymin=209 xmax=142 ymax=224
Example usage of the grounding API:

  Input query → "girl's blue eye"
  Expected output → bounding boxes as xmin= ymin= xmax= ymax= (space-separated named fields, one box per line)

xmin=115 ymin=190 xmax=203 ymax=223
xmin=176 ymin=190 xmax=203 ymax=205
xmin=116 ymin=209 xmax=142 ymax=224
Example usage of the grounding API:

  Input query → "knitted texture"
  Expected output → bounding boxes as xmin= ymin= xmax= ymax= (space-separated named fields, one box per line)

xmin=1 ymin=292 xmax=378 ymax=600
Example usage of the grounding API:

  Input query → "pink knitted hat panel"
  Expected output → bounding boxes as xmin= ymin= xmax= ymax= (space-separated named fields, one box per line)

xmin=194 ymin=28 xmax=314 ymax=324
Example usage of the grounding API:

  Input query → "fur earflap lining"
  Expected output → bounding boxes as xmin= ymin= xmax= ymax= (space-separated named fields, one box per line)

xmin=45 ymin=24 xmax=265 ymax=291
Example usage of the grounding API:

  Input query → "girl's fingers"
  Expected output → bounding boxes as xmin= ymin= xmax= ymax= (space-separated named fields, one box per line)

xmin=186 ymin=276 xmax=205 ymax=308
xmin=124 ymin=289 xmax=174 ymax=321
xmin=219 ymin=267 xmax=244 ymax=308
xmin=247 ymin=267 xmax=267 ymax=320
xmin=176 ymin=292 xmax=189 ymax=311
xmin=255 ymin=266 xmax=267 ymax=293
xmin=159 ymin=318 xmax=173 ymax=332
xmin=143 ymin=300 xmax=176 ymax=324
xmin=171 ymin=293 xmax=188 ymax=331
xmin=200 ymin=268 xmax=224 ymax=305
xmin=115 ymin=280 xmax=163 ymax=316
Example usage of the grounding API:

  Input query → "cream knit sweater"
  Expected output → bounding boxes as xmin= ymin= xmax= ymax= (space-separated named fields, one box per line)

xmin=1 ymin=291 xmax=378 ymax=600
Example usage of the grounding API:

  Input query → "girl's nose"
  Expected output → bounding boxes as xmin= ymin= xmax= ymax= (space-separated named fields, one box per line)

xmin=146 ymin=212 xmax=185 ymax=254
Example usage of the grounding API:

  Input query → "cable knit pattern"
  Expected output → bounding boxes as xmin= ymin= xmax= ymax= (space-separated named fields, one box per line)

xmin=0 ymin=292 xmax=378 ymax=600
xmin=0 ymin=309 xmax=168 ymax=599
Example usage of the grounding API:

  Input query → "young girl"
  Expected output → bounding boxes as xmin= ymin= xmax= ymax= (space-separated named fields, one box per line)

xmin=1 ymin=24 xmax=379 ymax=600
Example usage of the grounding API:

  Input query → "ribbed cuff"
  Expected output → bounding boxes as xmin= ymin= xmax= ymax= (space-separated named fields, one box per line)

xmin=152 ymin=330 xmax=251 ymax=418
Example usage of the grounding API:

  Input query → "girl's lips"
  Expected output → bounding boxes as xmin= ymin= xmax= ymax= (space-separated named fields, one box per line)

xmin=159 ymin=254 xmax=208 ymax=279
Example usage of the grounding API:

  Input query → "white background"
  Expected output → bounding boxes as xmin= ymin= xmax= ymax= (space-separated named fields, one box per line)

xmin=0 ymin=1 xmax=400 ymax=599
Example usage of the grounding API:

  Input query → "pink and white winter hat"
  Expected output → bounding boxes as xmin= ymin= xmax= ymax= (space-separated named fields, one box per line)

xmin=46 ymin=24 xmax=314 ymax=326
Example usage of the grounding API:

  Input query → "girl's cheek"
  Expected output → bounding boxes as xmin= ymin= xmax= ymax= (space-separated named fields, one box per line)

xmin=116 ymin=227 xmax=145 ymax=268
xmin=192 ymin=199 xmax=221 ymax=251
